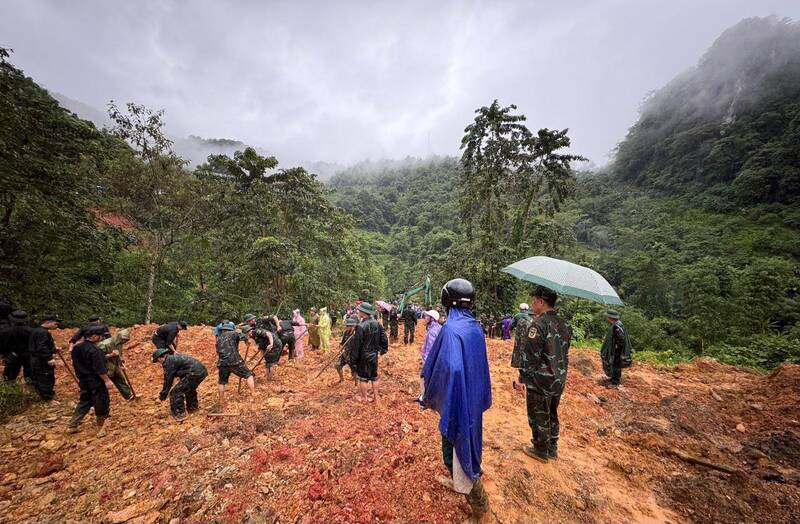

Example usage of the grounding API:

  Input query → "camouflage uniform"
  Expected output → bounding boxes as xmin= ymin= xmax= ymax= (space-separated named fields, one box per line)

xmin=97 ymin=329 xmax=134 ymax=400
xmin=509 ymin=311 xmax=532 ymax=368
xmin=520 ymin=311 xmax=572 ymax=455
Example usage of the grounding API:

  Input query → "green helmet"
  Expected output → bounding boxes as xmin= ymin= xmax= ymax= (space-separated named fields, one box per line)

xmin=243 ymin=313 xmax=257 ymax=323
xmin=152 ymin=347 xmax=172 ymax=362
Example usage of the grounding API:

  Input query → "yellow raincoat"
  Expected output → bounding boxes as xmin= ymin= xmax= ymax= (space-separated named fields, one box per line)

xmin=318 ymin=308 xmax=332 ymax=353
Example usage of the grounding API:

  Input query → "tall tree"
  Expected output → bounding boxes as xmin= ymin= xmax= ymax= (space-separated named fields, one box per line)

xmin=457 ymin=100 xmax=584 ymax=312
xmin=106 ymin=102 xmax=207 ymax=323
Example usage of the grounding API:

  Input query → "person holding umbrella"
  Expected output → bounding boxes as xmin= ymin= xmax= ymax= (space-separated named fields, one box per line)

xmin=516 ymin=285 xmax=572 ymax=463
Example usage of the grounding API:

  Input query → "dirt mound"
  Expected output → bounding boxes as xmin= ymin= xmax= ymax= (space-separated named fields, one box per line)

xmin=0 ymin=325 xmax=798 ymax=523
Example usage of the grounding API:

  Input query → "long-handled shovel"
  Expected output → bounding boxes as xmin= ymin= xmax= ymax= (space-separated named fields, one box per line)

xmin=55 ymin=348 xmax=79 ymax=386
xmin=237 ymin=343 xmax=251 ymax=394
xmin=116 ymin=357 xmax=138 ymax=400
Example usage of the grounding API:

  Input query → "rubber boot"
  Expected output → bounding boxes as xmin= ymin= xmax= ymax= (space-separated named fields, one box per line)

xmin=96 ymin=416 xmax=107 ymax=437
xmin=67 ymin=413 xmax=83 ymax=434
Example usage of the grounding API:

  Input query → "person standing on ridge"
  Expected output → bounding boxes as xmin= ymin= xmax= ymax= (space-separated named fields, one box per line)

xmin=334 ymin=316 xmax=359 ymax=385
xmin=600 ymin=310 xmax=632 ymax=388
xmin=402 ymin=303 xmax=417 ymax=345
xmin=308 ymin=308 xmax=320 ymax=350
xmin=422 ymin=279 xmax=492 ymax=523
xmin=388 ymin=304 xmax=399 ymax=343
xmin=292 ymin=309 xmax=307 ymax=358
xmin=518 ymin=286 xmax=572 ymax=463
xmin=510 ymin=303 xmax=532 ymax=372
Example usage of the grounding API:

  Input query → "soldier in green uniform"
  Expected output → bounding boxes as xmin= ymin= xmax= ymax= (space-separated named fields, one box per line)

xmin=509 ymin=303 xmax=531 ymax=370
xmin=97 ymin=329 xmax=135 ymax=400
xmin=519 ymin=286 xmax=572 ymax=463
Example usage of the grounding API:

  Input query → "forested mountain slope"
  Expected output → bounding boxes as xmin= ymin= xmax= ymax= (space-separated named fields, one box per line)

xmin=0 ymin=49 xmax=382 ymax=326
xmin=614 ymin=16 xmax=800 ymax=208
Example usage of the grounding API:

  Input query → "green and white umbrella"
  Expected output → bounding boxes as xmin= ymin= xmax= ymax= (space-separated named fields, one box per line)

xmin=501 ymin=256 xmax=624 ymax=306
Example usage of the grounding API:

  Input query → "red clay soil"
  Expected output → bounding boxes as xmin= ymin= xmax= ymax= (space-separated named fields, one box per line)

xmin=0 ymin=324 xmax=798 ymax=524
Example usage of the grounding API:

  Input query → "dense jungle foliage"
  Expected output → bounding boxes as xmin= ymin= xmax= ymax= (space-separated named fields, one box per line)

xmin=2 ymin=16 xmax=798 ymax=369
xmin=0 ymin=48 xmax=383 ymax=326
xmin=330 ymin=18 xmax=800 ymax=369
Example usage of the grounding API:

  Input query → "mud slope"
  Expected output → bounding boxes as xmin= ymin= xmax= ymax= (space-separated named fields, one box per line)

xmin=0 ymin=324 xmax=798 ymax=524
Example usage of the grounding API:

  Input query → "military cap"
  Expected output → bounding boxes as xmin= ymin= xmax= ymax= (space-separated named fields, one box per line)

xmin=9 ymin=310 xmax=28 ymax=320
xmin=606 ymin=310 xmax=620 ymax=320
xmin=178 ymin=320 xmax=189 ymax=329
xmin=356 ymin=302 xmax=376 ymax=316
xmin=84 ymin=325 xmax=107 ymax=337
xmin=345 ymin=316 xmax=359 ymax=326
xmin=243 ymin=313 xmax=257 ymax=323
xmin=152 ymin=347 xmax=173 ymax=362
xmin=42 ymin=313 xmax=61 ymax=322
xmin=218 ymin=321 xmax=236 ymax=332
xmin=87 ymin=314 xmax=101 ymax=322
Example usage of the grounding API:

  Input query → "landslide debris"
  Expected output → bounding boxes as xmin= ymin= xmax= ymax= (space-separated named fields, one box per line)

xmin=0 ymin=325 xmax=797 ymax=523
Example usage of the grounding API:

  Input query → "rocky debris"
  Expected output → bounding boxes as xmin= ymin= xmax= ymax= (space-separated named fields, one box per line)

xmin=0 ymin=324 xmax=797 ymax=524
xmin=571 ymin=352 xmax=596 ymax=377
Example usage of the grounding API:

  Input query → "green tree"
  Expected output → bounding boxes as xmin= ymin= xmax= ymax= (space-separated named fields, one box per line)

xmin=457 ymin=100 xmax=584 ymax=312
xmin=106 ymin=102 xmax=209 ymax=323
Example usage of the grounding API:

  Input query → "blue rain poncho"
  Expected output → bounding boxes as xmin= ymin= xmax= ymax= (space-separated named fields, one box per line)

xmin=421 ymin=307 xmax=492 ymax=484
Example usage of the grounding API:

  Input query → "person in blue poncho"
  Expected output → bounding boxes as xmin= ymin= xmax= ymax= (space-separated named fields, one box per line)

xmin=421 ymin=278 xmax=492 ymax=523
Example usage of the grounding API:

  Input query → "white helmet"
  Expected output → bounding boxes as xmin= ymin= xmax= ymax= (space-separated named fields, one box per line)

xmin=519 ymin=303 xmax=529 ymax=310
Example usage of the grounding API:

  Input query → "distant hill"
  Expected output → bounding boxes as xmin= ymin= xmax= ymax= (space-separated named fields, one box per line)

xmin=50 ymin=92 xmax=343 ymax=176
xmin=613 ymin=16 xmax=800 ymax=207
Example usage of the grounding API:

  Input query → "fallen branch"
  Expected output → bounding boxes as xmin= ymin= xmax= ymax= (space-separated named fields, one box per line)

xmin=667 ymin=447 xmax=739 ymax=474
xmin=206 ymin=412 xmax=239 ymax=417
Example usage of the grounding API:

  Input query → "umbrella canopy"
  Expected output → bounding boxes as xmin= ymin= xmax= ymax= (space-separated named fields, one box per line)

xmin=502 ymin=256 xmax=624 ymax=306
xmin=375 ymin=300 xmax=394 ymax=312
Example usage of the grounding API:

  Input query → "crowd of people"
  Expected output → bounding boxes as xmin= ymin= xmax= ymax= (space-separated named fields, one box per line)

xmin=0 ymin=283 xmax=632 ymax=524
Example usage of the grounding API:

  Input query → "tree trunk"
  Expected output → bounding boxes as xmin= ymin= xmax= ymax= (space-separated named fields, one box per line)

xmin=145 ymin=256 xmax=157 ymax=324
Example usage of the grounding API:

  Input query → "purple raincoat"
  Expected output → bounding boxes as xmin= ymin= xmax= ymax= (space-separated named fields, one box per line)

xmin=421 ymin=319 xmax=442 ymax=365
xmin=501 ymin=316 xmax=512 ymax=340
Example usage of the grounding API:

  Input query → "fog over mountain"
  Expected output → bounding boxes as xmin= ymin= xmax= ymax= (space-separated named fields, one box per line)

xmin=3 ymin=0 xmax=798 ymax=169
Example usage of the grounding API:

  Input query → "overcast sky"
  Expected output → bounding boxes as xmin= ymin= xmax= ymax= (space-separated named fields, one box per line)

xmin=2 ymin=0 xmax=799 ymax=167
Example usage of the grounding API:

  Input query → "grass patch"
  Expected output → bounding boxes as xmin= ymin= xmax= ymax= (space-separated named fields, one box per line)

xmin=0 ymin=381 xmax=37 ymax=420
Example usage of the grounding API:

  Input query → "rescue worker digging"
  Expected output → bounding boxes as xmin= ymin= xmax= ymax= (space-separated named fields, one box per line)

xmin=215 ymin=321 xmax=255 ymax=405
xmin=153 ymin=347 xmax=208 ymax=421
xmin=151 ymin=320 xmax=188 ymax=351
xmin=97 ymin=328 xmax=135 ymax=400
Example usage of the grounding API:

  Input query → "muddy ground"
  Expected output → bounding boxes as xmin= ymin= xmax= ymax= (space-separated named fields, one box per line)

xmin=0 ymin=323 xmax=798 ymax=523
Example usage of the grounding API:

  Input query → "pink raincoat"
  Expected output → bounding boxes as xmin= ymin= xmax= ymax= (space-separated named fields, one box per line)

xmin=292 ymin=310 xmax=307 ymax=358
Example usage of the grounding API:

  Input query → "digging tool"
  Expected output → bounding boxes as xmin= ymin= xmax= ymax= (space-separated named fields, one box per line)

xmin=238 ymin=344 xmax=252 ymax=394
xmin=115 ymin=356 xmax=138 ymax=400
xmin=55 ymin=348 xmax=79 ymax=386
xmin=310 ymin=336 xmax=355 ymax=382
